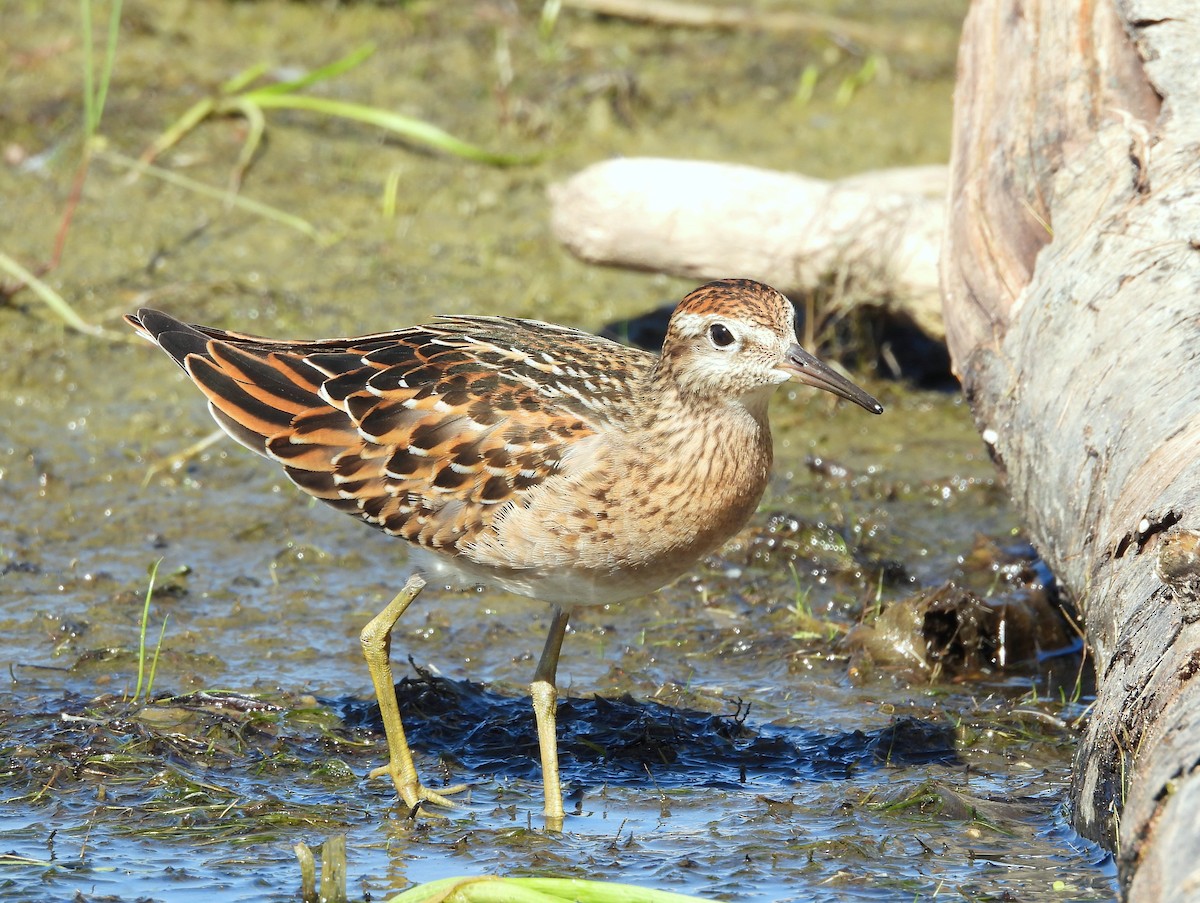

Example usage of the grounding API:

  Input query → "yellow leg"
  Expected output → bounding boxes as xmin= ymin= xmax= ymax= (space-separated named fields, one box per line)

xmin=530 ymin=606 xmax=570 ymax=824
xmin=360 ymin=574 xmax=467 ymax=813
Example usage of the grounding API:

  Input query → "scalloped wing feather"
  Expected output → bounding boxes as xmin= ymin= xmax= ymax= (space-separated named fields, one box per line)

xmin=126 ymin=311 xmax=653 ymax=555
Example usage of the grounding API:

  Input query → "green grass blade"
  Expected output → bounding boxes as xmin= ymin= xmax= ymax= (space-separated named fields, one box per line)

xmin=388 ymin=878 xmax=562 ymax=903
xmin=138 ymin=96 xmax=217 ymax=166
xmin=100 ymin=149 xmax=323 ymax=240
xmin=246 ymin=93 xmax=531 ymax=166
xmin=381 ymin=168 xmax=401 ymax=219
xmin=80 ymin=0 xmax=123 ymax=137
xmin=251 ymin=43 xmax=376 ymax=97
xmin=132 ymin=558 xmax=162 ymax=704
xmin=793 ymin=62 xmax=819 ymax=106
xmin=80 ymin=0 xmax=95 ymax=135
xmin=539 ymin=0 xmax=563 ymax=41
xmin=228 ymin=97 xmax=267 ymax=193
xmin=95 ymin=0 xmax=123 ymax=133
xmin=0 ymin=250 xmax=113 ymax=337
xmin=220 ymin=60 xmax=271 ymax=95
xmin=513 ymin=877 xmax=712 ymax=902
xmin=388 ymin=876 xmax=712 ymax=903
xmin=146 ymin=613 xmax=169 ymax=699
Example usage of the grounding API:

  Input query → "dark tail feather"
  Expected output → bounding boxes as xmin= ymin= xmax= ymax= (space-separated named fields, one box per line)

xmin=125 ymin=309 xmax=212 ymax=369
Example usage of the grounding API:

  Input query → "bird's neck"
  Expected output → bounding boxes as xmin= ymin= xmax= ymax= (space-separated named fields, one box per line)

xmin=640 ymin=379 xmax=776 ymax=505
xmin=645 ymin=364 xmax=776 ymax=434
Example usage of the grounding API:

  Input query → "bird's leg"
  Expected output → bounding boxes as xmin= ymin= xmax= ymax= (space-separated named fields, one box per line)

xmin=361 ymin=573 xmax=467 ymax=812
xmin=530 ymin=605 xmax=571 ymax=824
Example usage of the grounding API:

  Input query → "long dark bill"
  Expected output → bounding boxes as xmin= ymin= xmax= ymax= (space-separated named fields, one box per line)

xmin=784 ymin=344 xmax=883 ymax=414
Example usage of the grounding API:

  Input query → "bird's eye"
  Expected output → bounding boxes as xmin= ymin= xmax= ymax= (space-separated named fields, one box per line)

xmin=709 ymin=323 xmax=736 ymax=348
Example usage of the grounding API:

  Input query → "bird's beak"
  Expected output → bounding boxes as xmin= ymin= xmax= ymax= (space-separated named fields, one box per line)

xmin=781 ymin=344 xmax=883 ymax=414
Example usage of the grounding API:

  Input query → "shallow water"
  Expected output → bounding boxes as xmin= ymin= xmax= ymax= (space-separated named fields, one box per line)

xmin=1 ymin=2 xmax=1114 ymax=901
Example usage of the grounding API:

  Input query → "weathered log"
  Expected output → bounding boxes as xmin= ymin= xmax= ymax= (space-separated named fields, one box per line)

xmin=559 ymin=0 xmax=958 ymax=58
xmin=940 ymin=0 xmax=1200 ymax=898
xmin=548 ymin=158 xmax=947 ymax=340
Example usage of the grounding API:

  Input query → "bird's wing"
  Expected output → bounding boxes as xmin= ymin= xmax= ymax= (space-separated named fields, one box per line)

xmin=126 ymin=310 xmax=651 ymax=553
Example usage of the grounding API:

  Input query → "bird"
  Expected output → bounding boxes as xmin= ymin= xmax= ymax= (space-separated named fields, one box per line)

xmin=125 ymin=278 xmax=882 ymax=823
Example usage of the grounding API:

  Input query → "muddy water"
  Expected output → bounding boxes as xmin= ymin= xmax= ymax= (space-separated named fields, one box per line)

xmin=1 ymin=2 xmax=1113 ymax=901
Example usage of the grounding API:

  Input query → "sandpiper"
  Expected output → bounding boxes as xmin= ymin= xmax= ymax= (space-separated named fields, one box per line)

xmin=126 ymin=278 xmax=882 ymax=822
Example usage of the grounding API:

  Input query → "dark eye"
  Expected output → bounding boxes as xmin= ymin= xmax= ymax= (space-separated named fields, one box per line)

xmin=709 ymin=323 xmax=735 ymax=348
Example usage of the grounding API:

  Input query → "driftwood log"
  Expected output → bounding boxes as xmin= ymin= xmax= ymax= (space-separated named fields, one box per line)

xmin=548 ymin=158 xmax=947 ymax=341
xmin=559 ymin=0 xmax=958 ymax=58
xmin=941 ymin=1 xmax=1200 ymax=899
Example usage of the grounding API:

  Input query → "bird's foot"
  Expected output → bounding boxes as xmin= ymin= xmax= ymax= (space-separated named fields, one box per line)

xmin=368 ymin=761 xmax=468 ymax=815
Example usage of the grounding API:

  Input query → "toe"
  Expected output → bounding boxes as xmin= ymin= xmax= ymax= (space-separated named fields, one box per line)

xmin=368 ymin=762 xmax=468 ymax=813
